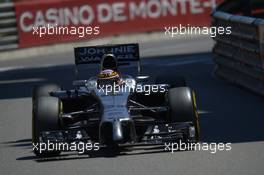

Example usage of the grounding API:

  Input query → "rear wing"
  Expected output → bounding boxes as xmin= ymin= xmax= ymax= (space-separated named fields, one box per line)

xmin=74 ymin=43 xmax=139 ymax=64
xmin=74 ymin=43 xmax=141 ymax=78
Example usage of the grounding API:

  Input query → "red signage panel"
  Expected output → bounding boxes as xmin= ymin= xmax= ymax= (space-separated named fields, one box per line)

xmin=15 ymin=0 xmax=221 ymax=48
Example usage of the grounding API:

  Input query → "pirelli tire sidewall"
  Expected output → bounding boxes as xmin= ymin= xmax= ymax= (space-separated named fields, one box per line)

xmin=32 ymin=96 xmax=61 ymax=156
xmin=32 ymin=84 xmax=61 ymax=142
xmin=167 ymin=87 xmax=200 ymax=141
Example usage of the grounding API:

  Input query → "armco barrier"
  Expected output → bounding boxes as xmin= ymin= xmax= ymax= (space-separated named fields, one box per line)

xmin=212 ymin=11 xmax=264 ymax=95
xmin=0 ymin=2 xmax=18 ymax=51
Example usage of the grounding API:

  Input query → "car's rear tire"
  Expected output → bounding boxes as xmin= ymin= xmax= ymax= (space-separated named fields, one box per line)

xmin=32 ymin=96 xmax=61 ymax=157
xmin=167 ymin=87 xmax=200 ymax=141
xmin=156 ymin=74 xmax=186 ymax=88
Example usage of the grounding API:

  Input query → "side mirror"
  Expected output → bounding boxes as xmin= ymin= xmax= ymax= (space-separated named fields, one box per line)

xmin=136 ymin=76 xmax=150 ymax=83
xmin=73 ymin=80 xmax=87 ymax=87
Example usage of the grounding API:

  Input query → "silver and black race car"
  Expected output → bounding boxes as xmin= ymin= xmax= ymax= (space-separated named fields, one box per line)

xmin=32 ymin=43 xmax=200 ymax=157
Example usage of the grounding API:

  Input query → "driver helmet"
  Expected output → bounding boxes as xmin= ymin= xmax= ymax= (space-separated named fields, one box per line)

xmin=101 ymin=54 xmax=118 ymax=71
xmin=97 ymin=69 xmax=121 ymax=87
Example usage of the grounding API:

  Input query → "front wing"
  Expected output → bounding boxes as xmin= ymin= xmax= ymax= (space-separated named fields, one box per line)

xmin=39 ymin=122 xmax=196 ymax=148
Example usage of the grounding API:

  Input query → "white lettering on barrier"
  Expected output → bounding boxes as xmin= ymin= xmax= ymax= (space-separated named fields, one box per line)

xmin=20 ymin=12 xmax=33 ymax=32
xmin=97 ymin=3 xmax=112 ymax=23
xmin=113 ymin=2 xmax=127 ymax=22
xmin=19 ymin=0 xmax=215 ymax=32
xmin=79 ymin=5 xmax=95 ymax=25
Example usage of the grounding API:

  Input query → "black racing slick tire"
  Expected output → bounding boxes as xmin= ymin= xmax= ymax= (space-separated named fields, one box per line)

xmin=155 ymin=74 xmax=186 ymax=88
xmin=32 ymin=96 xmax=61 ymax=157
xmin=33 ymin=84 xmax=60 ymax=99
xmin=167 ymin=87 xmax=200 ymax=141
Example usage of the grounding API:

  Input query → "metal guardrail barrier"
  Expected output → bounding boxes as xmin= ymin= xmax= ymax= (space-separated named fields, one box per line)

xmin=0 ymin=2 xmax=18 ymax=51
xmin=212 ymin=11 xmax=264 ymax=95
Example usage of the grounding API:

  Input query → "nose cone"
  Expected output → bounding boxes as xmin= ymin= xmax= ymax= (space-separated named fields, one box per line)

xmin=112 ymin=119 xmax=123 ymax=142
xmin=100 ymin=119 xmax=137 ymax=144
xmin=100 ymin=120 xmax=124 ymax=144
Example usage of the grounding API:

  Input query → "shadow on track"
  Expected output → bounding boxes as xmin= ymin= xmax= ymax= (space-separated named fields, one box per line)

xmin=2 ymin=138 xmax=172 ymax=162
xmin=1 ymin=138 xmax=32 ymax=149
xmin=15 ymin=145 xmax=169 ymax=162
xmin=0 ymin=52 xmax=210 ymax=99
xmin=0 ymin=65 xmax=76 ymax=99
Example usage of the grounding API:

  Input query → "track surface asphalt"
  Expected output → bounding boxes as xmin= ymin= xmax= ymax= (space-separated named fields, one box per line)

xmin=0 ymin=36 xmax=264 ymax=175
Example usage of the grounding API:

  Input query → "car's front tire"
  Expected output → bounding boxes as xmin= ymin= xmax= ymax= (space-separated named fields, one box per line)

xmin=33 ymin=84 xmax=60 ymax=100
xmin=32 ymin=95 xmax=61 ymax=157
xmin=167 ymin=87 xmax=200 ymax=141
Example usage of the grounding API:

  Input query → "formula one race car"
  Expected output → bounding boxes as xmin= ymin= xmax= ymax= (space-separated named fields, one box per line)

xmin=32 ymin=43 xmax=200 ymax=157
